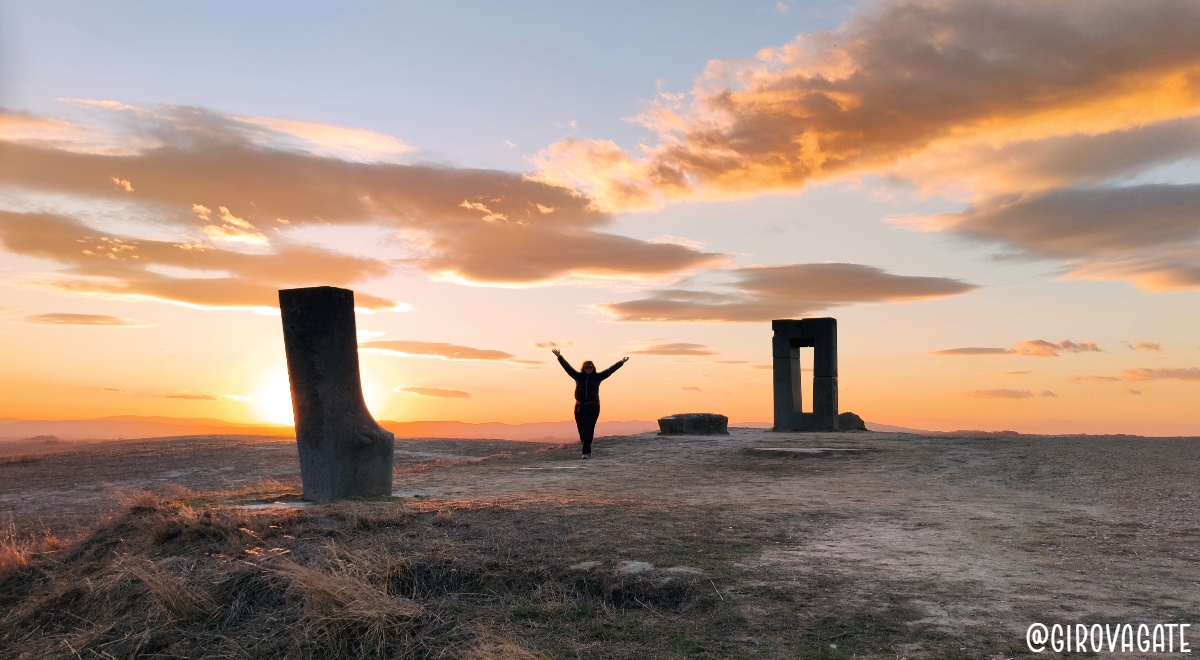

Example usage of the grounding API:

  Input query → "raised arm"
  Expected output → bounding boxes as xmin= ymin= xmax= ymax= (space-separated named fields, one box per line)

xmin=597 ymin=356 xmax=629 ymax=379
xmin=552 ymin=349 xmax=578 ymax=377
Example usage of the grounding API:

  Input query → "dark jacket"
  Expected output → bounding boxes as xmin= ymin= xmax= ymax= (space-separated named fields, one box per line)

xmin=556 ymin=355 xmax=623 ymax=403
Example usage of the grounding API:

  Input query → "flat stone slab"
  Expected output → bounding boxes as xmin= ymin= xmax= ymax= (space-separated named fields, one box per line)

xmin=752 ymin=447 xmax=865 ymax=456
xmin=658 ymin=412 xmax=729 ymax=435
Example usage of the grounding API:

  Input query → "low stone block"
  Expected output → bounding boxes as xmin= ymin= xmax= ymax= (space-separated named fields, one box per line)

xmin=657 ymin=413 xmax=729 ymax=435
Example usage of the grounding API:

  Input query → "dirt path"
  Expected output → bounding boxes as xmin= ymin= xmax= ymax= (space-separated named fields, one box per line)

xmin=394 ymin=429 xmax=1200 ymax=648
xmin=0 ymin=435 xmax=552 ymax=534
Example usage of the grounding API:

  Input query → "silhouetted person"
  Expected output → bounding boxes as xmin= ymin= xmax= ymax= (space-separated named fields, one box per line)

xmin=552 ymin=348 xmax=628 ymax=459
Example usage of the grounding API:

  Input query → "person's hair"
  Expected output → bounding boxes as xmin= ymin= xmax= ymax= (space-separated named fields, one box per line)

xmin=581 ymin=360 xmax=595 ymax=370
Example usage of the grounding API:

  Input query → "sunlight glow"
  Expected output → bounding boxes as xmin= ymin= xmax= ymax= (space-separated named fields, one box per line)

xmin=252 ymin=367 xmax=390 ymax=426
xmin=253 ymin=368 xmax=295 ymax=426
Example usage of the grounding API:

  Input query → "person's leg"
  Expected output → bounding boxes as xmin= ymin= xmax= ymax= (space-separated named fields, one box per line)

xmin=581 ymin=402 xmax=600 ymax=455
xmin=573 ymin=400 xmax=588 ymax=453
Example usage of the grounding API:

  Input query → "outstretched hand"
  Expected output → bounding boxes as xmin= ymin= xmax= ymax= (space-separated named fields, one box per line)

xmin=551 ymin=348 xmax=561 ymax=356
xmin=621 ymin=356 xmax=629 ymax=363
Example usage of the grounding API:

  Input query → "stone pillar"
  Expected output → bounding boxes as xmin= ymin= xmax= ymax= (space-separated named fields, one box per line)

xmin=279 ymin=286 xmax=394 ymax=501
xmin=771 ymin=318 xmax=839 ymax=431
xmin=772 ymin=325 xmax=804 ymax=431
xmin=807 ymin=318 xmax=838 ymax=431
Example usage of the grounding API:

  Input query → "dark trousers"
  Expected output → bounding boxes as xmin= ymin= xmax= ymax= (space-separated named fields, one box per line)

xmin=574 ymin=401 xmax=600 ymax=454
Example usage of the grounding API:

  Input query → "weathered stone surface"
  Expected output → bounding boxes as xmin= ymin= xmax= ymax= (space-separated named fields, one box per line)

xmin=838 ymin=412 xmax=867 ymax=431
xmin=279 ymin=286 xmax=395 ymax=501
xmin=657 ymin=413 xmax=729 ymax=435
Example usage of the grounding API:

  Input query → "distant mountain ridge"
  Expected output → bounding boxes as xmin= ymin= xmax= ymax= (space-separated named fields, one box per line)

xmin=0 ymin=415 xmax=942 ymax=442
xmin=0 ymin=416 xmax=291 ymax=441
xmin=0 ymin=415 xmax=661 ymax=442
xmin=380 ymin=420 xmax=659 ymax=441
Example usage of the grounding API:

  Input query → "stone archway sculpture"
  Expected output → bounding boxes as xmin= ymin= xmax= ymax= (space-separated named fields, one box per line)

xmin=771 ymin=318 xmax=838 ymax=431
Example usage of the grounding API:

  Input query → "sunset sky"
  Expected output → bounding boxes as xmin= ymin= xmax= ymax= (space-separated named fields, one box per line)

xmin=2 ymin=0 xmax=1199 ymax=434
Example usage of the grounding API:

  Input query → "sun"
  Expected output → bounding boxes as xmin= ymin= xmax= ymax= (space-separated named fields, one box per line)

xmin=252 ymin=367 xmax=390 ymax=426
xmin=253 ymin=368 xmax=296 ymax=426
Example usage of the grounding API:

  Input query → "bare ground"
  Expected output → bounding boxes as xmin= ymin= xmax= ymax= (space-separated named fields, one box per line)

xmin=1 ymin=429 xmax=1198 ymax=657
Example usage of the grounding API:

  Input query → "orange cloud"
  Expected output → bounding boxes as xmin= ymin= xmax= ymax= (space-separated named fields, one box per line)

xmin=0 ymin=211 xmax=399 ymax=312
xmin=393 ymin=386 xmax=471 ymax=399
xmin=919 ymin=184 xmax=1200 ymax=292
xmin=1123 ymin=368 xmax=1200 ymax=381
xmin=0 ymin=108 xmax=93 ymax=146
xmin=163 ymin=392 xmax=251 ymax=401
xmin=527 ymin=1 xmax=1200 ymax=295
xmin=1013 ymin=340 xmax=1101 ymax=357
xmin=629 ymin=342 xmax=716 ymax=356
xmin=1068 ymin=375 xmax=1122 ymax=383
xmin=935 ymin=186 xmax=1200 ymax=258
xmin=531 ymin=341 xmax=573 ymax=349
xmin=196 ymin=206 xmax=268 ymax=246
xmin=600 ymin=263 xmax=975 ymax=323
xmin=1127 ymin=341 xmax=1163 ymax=352
xmin=25 ymin=313 xmax=138 ymax=326
xmin=966 ymin=389 xmax=1057 ymax=399
xmin=894 ymin=118 xmax=1200 ymax=200
xmin=534 ymin=0 xmax=1200 ymax=211
xmin=360 ymin=340 xmax=535 ymax=364
xmin=930 ymin=347 xmax=1015 ymax=356
xmin=231 ymin=115 xmax=416 ymax=162
xmin=931 ymin=339 xmax=1101 ymax=358
xmin=0 ymin=104 xmax=722 ymax=292
xmin=58 ymin=98 xmax=152 ymax=118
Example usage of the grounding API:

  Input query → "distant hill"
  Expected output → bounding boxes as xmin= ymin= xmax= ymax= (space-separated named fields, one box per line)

xmin=382 ymin=420 xmax=659 ymax=442
xmin=0 ymin=416 xmax=292 ymax=441
xmin=865 ymin=422 xmax=938 ymax=434
xmin=0 ymin=416 xmax=662 ymax=443
xmin=0 ymin=415 xmax=935 ymax=443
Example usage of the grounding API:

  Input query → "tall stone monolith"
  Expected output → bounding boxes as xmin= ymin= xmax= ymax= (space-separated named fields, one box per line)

xmin=279 ymin=286 xmax=394 ymax=501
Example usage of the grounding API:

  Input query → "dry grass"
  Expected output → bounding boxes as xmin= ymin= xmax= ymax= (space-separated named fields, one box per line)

xmin=460 ymin=633 xmax=543 ymax=659
xmin=0 ymin=493 xmax=770 ymax=659
xmin=121 ymin=554 xmax=217 ymax=621
xmin=0 ymin=517 xmax=61 ymax=578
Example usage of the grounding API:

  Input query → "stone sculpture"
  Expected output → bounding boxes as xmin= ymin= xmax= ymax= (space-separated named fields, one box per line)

xmin=772 ymin=318 xmax=838 ymax=431
xmin=837 ymin=411 xmax=867 ymax=431
xmin=279 ymin=286 xmax=395 ymax=501
xmin=657 ymin=413 xmax=729 ymax=435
